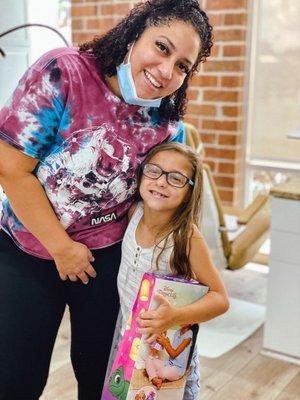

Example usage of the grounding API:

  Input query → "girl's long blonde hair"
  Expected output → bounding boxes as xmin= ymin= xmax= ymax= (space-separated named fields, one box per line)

xmin=137 ymin=142 xmax=203 ymax=279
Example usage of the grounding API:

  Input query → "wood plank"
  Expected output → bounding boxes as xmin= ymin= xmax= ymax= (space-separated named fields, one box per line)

xmin=206 ymin=354 xmax=299 ymax=400
xmin=275 ymin=372 xmax=300 ymax=400
xmin=222 ymin=268 xmax=268 ymax=306
xmin=41 ymin=363 xmax=76 ymax=400
xmin=41 ymin=309 xmax=75 ymax=399
xmin=48 ymin=309 xmax=71 ymax=374
xmin=200 ymin=327 xmax=262 ymax=399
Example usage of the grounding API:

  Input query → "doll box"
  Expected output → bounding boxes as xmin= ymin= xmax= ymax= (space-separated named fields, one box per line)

xmin=102 ymin=272 xmax=208 ymax=400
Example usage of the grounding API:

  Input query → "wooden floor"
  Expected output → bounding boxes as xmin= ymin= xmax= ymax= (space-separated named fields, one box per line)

xmin=41 ymin=265 xmax=300 ymax=399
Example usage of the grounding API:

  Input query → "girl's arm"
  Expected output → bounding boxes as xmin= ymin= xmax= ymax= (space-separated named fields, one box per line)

xmin=0 ymin=140 xmax=96 ymax=284
xmin=172 ymin=226 xmax=229 ymax=326
xmin=138 ymin=226 xmax=229 ymax=335
xmin=157 ymin=335 xmax=191 ymax=359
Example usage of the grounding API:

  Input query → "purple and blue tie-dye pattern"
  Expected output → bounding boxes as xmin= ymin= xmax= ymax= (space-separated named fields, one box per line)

xmin=0 ymin=47 xmax=182 ymax=259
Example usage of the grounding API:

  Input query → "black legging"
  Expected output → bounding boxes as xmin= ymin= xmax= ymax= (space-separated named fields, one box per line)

xmin=0 ymin=230 xmax=121 ymax=400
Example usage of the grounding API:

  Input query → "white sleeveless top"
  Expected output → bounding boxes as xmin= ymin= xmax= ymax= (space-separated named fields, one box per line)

xmin=117 ymin=202 xmax=174 ymax=333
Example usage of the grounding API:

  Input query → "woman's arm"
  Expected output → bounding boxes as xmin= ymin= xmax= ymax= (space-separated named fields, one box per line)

xmin=0 ymin=140 xmax=97 ymax=284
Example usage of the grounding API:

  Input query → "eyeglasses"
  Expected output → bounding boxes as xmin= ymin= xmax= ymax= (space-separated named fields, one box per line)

xmin=142 ymin=163 xmax=194 ymax=188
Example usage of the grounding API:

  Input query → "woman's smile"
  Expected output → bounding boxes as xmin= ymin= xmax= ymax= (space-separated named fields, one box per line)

xmin=143 ymin=70 xmax=163 ymax=90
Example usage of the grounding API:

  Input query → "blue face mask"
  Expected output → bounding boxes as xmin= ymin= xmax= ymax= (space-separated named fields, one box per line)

xmin=116 ymin=43 xmax=163 ymax=108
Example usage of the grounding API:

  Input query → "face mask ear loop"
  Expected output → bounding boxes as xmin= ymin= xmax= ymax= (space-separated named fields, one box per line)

xmin=125 ymin=41 xmax=135 ymax=64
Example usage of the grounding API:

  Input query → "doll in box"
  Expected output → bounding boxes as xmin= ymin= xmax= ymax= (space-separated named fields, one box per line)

xmin=145 ymin=325 xmax=198 ymax=389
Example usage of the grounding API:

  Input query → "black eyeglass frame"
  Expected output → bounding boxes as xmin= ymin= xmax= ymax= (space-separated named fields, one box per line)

xmin=142 ymin=163 xmax=194 ymax=188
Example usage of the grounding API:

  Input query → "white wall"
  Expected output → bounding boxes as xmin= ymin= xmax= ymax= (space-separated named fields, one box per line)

xmin=0 ymin=0 xmax=71 ymax=107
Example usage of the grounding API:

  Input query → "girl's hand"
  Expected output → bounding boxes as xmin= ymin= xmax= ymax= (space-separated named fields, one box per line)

xmin=52 ymin=240 xmax=97 ymax=284
xmin=156 ymin=334 xmax=170 ymax=347
xmin=137 ymin=293 xmax=178 ymax=342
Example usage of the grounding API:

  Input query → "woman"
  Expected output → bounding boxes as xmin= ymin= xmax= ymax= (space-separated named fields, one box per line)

xmin=0 ymin=0 xmax=213 ymax=398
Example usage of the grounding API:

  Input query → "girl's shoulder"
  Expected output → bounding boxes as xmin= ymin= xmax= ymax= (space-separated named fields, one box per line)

xmin=128 ymin=201 xmax=143 ymax=222
xmin=189 ymin=223 xmax=205 ymax=241
xmin=128 ymin=202 xmax=137 ymax=221
xmin=185 ymin=224 xmax=204 ymax=256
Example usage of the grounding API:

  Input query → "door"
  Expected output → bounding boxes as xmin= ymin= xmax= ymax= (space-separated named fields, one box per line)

xmin=0 ymin=0 xmax=30 ymax=107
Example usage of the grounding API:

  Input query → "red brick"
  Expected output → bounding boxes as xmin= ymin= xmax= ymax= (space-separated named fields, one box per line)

xmin=224 ymin=13 xmax=247 ymax=25
xmin=76 ymin=0 xmax=107 ymax=2
xmin=186 ymin=104 xmax=217 ymax=116
xmin=72 ymin=5 xmax=98 ymax=17
xmin=203 ymin=120 xmax=238 ymax=131
xmin=201 ymin=133 xmax=217 ymax=144
xmin=223 ymin=45 xmax=246 ymax=57
xmin=89 ymin=17 xmax=115 ymax=30
xmin=204 ymin=90 xmax=239 ymax=102
xmin=187 ymin=89 xmax=199 ymax=101
xmin=218 ymin=162 xmax=236 ymax=174
xmin=101 ymin=4 xmax=131 ymax=16
xmin=213 ymin=29 xmax=246 ymax=42
xmin=184 ymin=116 xmax=200 ymax=128
xmin=204 ymin=160 xmax=217 ymax=172
xmin=190 ymin=75 xmax=218 ymax=87
xmin=219 ymin=189 xmax=234 ymax=202
xmin=86 ymin=19 xmax=99 ymax=30
xmin=207 ymin=0 xmax=247 ymax=10
xmin=222 ymin=105 xmax=243 ymax=117
xmin=210 ymin=45 xmax=220 ymax=57
xmin=72 ymin=19 xmax=84 ymax=30
xmin=205 ymin=147 xmax=237 ymax=160
xmin=204 ymin=60 xmax=244 ymax=72
xmin=221 ymin=76 xmax=244 ymax=87
xmin=218 ymin=134 xmax=241 ymax=145
xmin=72 ymin=32 xmax=93 ymax=44
xmin=208 ymin=14 xmax=223 ymax=26
xmin=214 ymin=176 xmax=235 ymax=188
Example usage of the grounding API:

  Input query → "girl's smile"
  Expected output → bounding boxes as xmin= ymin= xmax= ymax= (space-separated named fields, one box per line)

xmin=149 ymin=189 xmax=169 ymax=199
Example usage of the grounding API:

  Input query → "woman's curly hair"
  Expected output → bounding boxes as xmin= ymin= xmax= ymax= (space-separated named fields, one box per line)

xmin=79 ymin=0 xmax=213 ymax=123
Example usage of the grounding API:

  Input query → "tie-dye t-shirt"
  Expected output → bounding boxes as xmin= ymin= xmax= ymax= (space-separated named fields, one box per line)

xmin=0 ymin=47 xmax=184 ymax=259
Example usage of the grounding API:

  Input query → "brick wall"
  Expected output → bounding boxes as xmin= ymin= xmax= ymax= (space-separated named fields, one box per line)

xmin=71 ymin=0 xmax=249 ymax=206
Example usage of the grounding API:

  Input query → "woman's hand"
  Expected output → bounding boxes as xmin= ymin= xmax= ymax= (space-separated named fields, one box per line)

xmin=137 ymin=293 xmax=178 ymax=342
xmin=52 ymin=240 xmax=97 ymax=284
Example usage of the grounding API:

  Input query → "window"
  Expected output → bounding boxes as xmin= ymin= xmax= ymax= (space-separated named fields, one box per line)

xmin=245 ymin=0 xmax=300 ymax=201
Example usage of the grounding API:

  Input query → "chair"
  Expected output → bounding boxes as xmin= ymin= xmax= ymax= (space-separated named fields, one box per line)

xmin=185 ymin=122 xmax=270 ymax=270
xmin=184 ymin=123 xmax=269 ymax=358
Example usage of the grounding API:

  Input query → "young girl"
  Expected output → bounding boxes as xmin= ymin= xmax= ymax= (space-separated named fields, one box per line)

xmin=117 ymin=142 xmax=229 ymax=399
